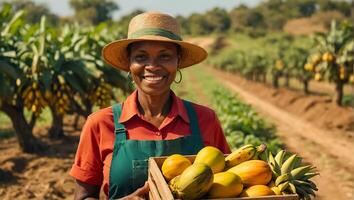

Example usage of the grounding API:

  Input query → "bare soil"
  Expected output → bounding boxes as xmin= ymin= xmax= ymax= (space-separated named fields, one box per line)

xmin=0 ymin=118 xmax=82 ymax=200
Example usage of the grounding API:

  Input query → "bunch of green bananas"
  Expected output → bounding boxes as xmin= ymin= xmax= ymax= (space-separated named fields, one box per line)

xmin=22 ymin=82 xmax=48 ymax=116
xmin=267 ymin=150 xmax=319 ymax=200
xmin=50 ymin=82 xmax=70 ymax=115
xmin=90 ymin=83 xmax=113 ymax=108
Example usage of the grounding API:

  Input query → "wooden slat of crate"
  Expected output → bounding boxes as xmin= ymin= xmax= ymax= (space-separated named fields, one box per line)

xmin=148 ymin=156 xmax=299 ymax=200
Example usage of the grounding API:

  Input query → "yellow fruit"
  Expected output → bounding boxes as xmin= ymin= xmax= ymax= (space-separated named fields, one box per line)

xmin=304 ymin=63 xmax=314 ymax=71
xmin=322 ymin=52 xmax=334 ymax=62
xmin=240 ymin=185 xmax=275 ymax=197
xmin=162 ymin=154 xmax=192 ymax=181
xmin=271 ymin=186 xmax=282 ymax=195
xmin=314 ymin=73 xmax=321 ymax=81
xmin=172 ymin=163 xmax=213 ymax=200
xmin=275 ymin=60 xmax=284 ymax=70
xmin=349 ymin=75 xmax=354 ymax=83
xmin=194 ymin=146 xmax=225 ymax=173
xmin=225 ymin=144 xmax=266 ymax=169
xmin=228 ymin=160 xmax=272 ymax=186
xmin=311 ymin=53 xmax=322 ymax=64
xmin=207 ymin=172 xmax=243 ymax=198
xmin=168 ymin=175 xmax=180 ymax=192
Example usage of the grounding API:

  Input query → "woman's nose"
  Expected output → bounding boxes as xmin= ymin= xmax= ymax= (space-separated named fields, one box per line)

xmin=144 ymin=58 xmax=162 ymax=70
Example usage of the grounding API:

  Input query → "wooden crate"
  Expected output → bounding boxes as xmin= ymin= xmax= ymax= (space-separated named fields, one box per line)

xmin=148 ymin=156 xmax=299 ymax=200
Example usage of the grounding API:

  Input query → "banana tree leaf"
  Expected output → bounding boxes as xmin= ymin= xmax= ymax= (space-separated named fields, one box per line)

xmin=61 ymin=60 xmax=94 ymax=79
xmin=0 ymin=74 xmax=13 ymax=98
xmin=64 ymin=73 xmax=85 ymax=94
xmin=1 ymin=10 xmax=24 ymax=36
xmin=0 ymin=60 xmax=19 ymax=80
xmin=41 ymin=69 xmax=52 ymax=90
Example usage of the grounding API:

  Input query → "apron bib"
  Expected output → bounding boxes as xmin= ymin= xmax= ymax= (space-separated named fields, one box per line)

xmin=108 ymin=100 xmax=204 ymax=199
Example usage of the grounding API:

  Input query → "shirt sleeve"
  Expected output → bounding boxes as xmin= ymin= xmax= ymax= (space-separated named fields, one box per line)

xmin=199 ymin=107 xmax=231 ymax=154
xmin=210 ymin=112 xmax=231 ymax=154
xmin=70 ymin=116 xmax=103 ymax=186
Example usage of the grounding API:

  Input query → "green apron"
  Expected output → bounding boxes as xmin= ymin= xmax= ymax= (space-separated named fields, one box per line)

xmin=108 ymin=100 xmax=204 ymax=199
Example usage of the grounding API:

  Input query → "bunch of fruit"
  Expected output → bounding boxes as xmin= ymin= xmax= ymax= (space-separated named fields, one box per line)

xmin=267 ymin=150 xmax=319 ymax=199
xmin=90 ymin=82 xmax=113 ymax=108
xmin=161 ymin=144 xmax=319 ymax=200
xmin=50 ymin=82 xmax=71 ymax=115
xmin=22 ymin=82 xmax=48 ymax=116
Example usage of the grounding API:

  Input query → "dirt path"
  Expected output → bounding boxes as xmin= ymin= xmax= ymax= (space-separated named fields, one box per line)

xmin=206 ymin=67 xmax=354 ymax=200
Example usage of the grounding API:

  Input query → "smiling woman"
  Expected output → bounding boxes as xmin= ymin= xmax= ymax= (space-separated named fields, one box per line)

xmin=69 ymin=12 xmax=231 ymax=200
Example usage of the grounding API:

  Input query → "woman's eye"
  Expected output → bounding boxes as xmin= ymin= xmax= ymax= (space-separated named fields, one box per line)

xmin=160 ymin=54 xmax=172 ymax=60
xmin=134 ymin=54 xmax=147 ymax=61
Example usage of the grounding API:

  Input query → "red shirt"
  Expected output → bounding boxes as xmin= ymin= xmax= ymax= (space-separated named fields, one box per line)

xmin=70 ymin=90 xmax=230 ymax=195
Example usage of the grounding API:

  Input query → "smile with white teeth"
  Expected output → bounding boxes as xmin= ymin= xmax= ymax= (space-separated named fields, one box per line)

xmin=143 ymin=75 xmax=165 ymax=83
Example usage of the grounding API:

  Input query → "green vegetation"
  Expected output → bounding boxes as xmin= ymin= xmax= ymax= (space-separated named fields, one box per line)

xmin=186 ymin=67 xmax=283 ymax=152
xmin=0 ymin=4 xmax=132 ymax=152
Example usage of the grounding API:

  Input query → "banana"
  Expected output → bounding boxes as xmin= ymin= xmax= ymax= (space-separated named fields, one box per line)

xmin=290 ymin=165 xmax=313 ymax=180
xmin=306 ymin=180 xmax=318 ymax=191
xmin=274 ymin=150 xmax=286 ymax=166
xmin=268 ymin=151 xmax=281 ymax=177
xmin=288 ymin=182 xmax=297 ymax=194
xmin=281 ymin=154 xmax=298 ymax=174
xmin=278 ymin=181 xmax=289 ymax=192
xmin=298 ymin=184 xmax=316 ymax=197
xmin=292 ymin=156 xmax=302 ymax=169
xmin=225 ymin=144 xmax=266 ymax=168
xmin=21 ymin=86 xmax=32 ymax=98
xmin=300 ymin=172 xmax=320 ymax=181
xmin=275 ymin=173 xmax=289 ymax=186
xmin=295 ymin=186 xmax=311 ymax=200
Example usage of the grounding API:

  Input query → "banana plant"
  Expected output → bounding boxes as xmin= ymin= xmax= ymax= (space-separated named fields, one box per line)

xmin=0 ymin=4 xmax=41 ymax=153
xmin=284 ymin=46 xmax=312 ymax=94
xmin=313 ymin=20 xmax=353 ymax=106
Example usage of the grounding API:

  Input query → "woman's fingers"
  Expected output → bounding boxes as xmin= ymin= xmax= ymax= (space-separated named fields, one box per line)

xmin=120 ymin=182 xmax=150 ymax=200
xmin=134 ymin=181 xmax=150 ymax=196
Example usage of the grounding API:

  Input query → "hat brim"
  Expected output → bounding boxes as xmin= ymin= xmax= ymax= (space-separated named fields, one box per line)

xmin=102 ymin=35 xmax=208 ymax=71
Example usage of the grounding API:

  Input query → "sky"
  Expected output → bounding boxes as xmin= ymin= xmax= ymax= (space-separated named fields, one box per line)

xmin=32 ymin=0 xmax=262 ymax=19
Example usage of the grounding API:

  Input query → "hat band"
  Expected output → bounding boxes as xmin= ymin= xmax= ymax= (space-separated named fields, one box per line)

xmin=128 ymin=28 xmax=182 ymax=41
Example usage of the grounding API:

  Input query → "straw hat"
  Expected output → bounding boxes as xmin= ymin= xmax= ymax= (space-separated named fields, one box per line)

xmin=102 ymin=12 xmax=208 ymax=71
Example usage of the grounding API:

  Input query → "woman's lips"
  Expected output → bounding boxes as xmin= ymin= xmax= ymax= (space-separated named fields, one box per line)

xmin=142 ymin=75 xmax=165 ymax=83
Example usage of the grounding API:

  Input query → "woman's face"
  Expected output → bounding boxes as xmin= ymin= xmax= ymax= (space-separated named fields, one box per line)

xmin=129 ymin=41 xmax=179 ymax=96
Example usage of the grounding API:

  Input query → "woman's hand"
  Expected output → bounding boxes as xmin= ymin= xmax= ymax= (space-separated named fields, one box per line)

xmin=119 ymin=181 xmax=150 ymax=200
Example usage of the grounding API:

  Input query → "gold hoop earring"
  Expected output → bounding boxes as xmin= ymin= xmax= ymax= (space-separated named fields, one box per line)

xmin=174 ymin=69 xmax=182 ymax=84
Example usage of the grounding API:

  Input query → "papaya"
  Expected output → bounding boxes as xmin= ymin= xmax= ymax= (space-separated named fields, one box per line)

xmin=228 ymin=160 xmax=272 ymax=186
xmin=240 ymin=185 xmax=275 ymax=197
xmin=194 ymin=146 xmax=225 ymax=173
xmin=172 ymin=163 xmax=213 ymax=200
xmin=207 ymin=172 xmax=243 ymax=198
xmin=162 ymin=154 xmax=191 ymax=181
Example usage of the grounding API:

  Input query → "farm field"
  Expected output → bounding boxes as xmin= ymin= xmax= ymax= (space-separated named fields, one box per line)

xmin=1 ymin=1 xmax=354 ymax=199
xmin=1 ymin=62 xmax=353 ymax=199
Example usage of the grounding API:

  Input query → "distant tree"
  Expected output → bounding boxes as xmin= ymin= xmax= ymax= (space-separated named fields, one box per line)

xmin=230 ymin=5 xmax=266 ymax=31
xmin=188 ymin=13 xmax=212 ymax=35
xmin=295 ymin=0 xmax=317 ymax=17
xmin=0 ymin=0 xmax=59 ymax=25
xmin=69 ymin=0 xmax=118 ymax=25
xmin=317 ymin=0 xmax=352 ymax=17
xmin=176 ymin=15 xmax=191 ymax=35
xmin=204 ymin=7 xmax=231 ymax=33
xmin=350 ymin=1 xmax=354 ymax=22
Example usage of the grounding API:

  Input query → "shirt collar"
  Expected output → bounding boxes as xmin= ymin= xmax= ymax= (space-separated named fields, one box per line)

xmin=119 ymin=90 xmax=190 ymax=124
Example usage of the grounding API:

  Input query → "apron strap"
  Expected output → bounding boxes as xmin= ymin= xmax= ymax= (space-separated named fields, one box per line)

xmin=112 ymin=103 xmax=127 ymax=141
xmin=182 ymin=100 xmax=203 ymax=138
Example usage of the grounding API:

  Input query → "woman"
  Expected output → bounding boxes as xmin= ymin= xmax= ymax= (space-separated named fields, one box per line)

xmin=70 ymin=12 xmax=230 ymax=199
